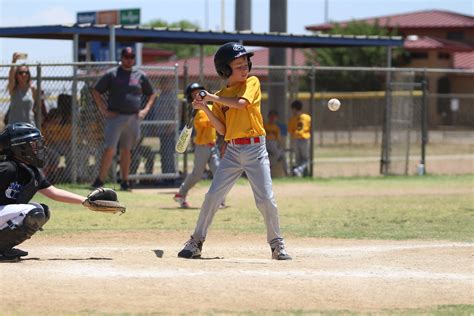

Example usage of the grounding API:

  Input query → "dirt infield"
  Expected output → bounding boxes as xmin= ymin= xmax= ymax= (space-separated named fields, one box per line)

xmin=1 ymin=232 xmax=472 ymax=314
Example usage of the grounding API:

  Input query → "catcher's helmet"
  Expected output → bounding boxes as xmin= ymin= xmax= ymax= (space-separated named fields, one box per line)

xmin=0 ymin=123 xmax=46 ymax=168
xmin=184 ymin=82 xmax=205 ymax=103
xmin=214 ymin=42 xmax=254 ymax=79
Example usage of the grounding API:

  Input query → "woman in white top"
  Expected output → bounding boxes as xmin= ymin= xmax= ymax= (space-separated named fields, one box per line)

xmin=7 ymin=53 xmax=36 ymax=126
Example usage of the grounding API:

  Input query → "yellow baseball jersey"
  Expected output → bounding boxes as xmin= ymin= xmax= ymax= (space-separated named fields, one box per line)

xmin=212 ymin=76 xmax=266 ymax=141
xmin=264 ymin=122 xmax=281 ymax=141
xmin=193 ymin=106 xmax=217 ymax=145
xmin=288 ymin=113 xmax=311 ymax=140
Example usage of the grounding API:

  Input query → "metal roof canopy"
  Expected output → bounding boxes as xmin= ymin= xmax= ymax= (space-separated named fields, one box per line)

xmin=0 ymin=24 xmax=404 ymax=48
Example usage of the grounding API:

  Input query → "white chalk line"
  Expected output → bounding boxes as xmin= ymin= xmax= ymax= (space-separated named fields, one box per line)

xmin=36 ymin=263 xmax=473 ymax=282
xmin=38 ymin=242 xmax=473 ymax=256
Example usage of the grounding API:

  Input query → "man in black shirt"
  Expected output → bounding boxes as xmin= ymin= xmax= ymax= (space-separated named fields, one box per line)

xmin=91 ymin=47 xmax=156 ymax=191
xmin=0 ymin=123 xmax=88 ymax=262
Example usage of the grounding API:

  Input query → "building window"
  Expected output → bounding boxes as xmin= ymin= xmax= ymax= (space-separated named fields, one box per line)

xmin=447 ymin=31 xmax=464 ymax=41
xmin=438 ymin=52 xmax=450 ymax=60
xmin=410 ymin=52 xmax=428 ymax=59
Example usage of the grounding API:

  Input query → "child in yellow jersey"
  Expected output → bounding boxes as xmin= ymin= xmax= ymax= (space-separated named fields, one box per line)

xmin=288 ymin=100 xmax=311 ymax=177
xmin=264 ymin=110 xmax=287 ymax=176
xmin=174 ymin=83 xmax=225 ymax=209
xmin=177 ymin=42 xmax=291 ymax=260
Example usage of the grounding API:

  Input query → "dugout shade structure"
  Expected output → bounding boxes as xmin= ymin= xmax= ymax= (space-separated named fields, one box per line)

xmin=0 ymin=24 xmax=405 ymax=181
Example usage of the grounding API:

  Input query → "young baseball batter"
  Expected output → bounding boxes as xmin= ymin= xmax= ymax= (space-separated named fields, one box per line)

xmin=0 ymin=123 xmax=88 ymax=262
xmin=177 ymin=42 xmax=291 ymax=260
xmin=174 ymin=82 xmax=225 ymax=209
xmin=288 ymin=100 xmax=311 ymax=177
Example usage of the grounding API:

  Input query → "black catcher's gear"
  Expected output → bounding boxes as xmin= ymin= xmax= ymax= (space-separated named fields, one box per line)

xmin=214 ymin=42 xmax=254 ymax=78
xmin=0 ymin=204 xmax=50 ymax=254
xmin=185 ymin=83 xmax=205 ymax=103
xmin=0 ymin=123 xmax=46 ymax=168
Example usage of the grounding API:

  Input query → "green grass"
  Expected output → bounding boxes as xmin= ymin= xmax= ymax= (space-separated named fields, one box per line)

xmin=205 ymin=304 xmax=474 ymax=315
xmin=34 ymin=174 xmax=474 ymax=241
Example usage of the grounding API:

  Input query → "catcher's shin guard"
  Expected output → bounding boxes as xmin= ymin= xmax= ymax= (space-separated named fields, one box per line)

xmin=0 ymin=204 xmax=50 ymax=251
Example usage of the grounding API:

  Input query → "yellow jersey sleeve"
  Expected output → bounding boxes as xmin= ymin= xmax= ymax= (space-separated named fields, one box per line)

xmin=193 ymin=108 xmax=217 ymax=145
xmin=215 ymin=76 xmax=266 ymax=141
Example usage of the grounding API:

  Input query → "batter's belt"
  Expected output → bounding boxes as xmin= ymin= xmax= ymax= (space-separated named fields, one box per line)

xmin=228 ymin=136 xmax=265 ymax=145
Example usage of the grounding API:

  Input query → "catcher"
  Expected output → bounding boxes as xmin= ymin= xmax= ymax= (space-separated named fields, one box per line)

xmin=0 ymin=123 xmax=125 ymax=262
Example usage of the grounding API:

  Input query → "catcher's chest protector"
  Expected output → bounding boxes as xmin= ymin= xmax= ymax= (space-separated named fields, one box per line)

xmin=15 ymin=163 xmax=42 ymax=204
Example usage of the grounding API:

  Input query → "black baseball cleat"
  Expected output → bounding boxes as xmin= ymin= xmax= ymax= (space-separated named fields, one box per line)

xmin=178 ymin=236 xmax=203 ymax=259
xmin=90 ymin=178 xmax=104 ymax=189
xmin=0 ymin=248 xmax=29 ymax=262
xmin=120 ymin=181 xmax=132 ymax=191
xmin=271 ymin=244 xmax=292 ymax=260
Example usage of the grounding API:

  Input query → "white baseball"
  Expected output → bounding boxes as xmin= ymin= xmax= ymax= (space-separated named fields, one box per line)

xmin=328 ymin=98 xmax=341 ymax=111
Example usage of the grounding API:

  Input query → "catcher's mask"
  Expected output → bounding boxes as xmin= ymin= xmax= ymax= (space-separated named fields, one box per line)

xmin=0 ymin=123 xmax=46 ymax=168
xmin=214 ymin=42 xmax=254 ymax=79
xmin=184 ymin=82 xmax=205 ymax=103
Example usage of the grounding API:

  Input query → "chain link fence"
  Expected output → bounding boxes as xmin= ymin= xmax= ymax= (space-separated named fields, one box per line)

xmin=1 ymin=62 xmax=472 ymax=182
xmin=0 ymin=62 xmax=180 ymax=184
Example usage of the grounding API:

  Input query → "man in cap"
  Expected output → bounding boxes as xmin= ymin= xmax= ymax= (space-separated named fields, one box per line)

xmin=91 ymin=47 xmax=156 ymax=191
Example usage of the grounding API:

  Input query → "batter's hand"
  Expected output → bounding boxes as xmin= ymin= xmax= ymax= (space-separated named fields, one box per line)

xmin=192 ymin=99 xmax=206 ymax=111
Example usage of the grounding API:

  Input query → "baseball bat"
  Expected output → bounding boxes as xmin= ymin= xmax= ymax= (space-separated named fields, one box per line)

xmin=175 ymin=91 xmax=206 ymax=153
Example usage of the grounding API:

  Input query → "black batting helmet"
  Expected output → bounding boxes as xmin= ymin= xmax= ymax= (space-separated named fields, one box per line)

xmin=214 ymin=42 xmax=254 ymax=79
xmin=184 ymin=82 xmax=205 ymax=103
xmin=0 ymin=123 xmax=46 ymax=168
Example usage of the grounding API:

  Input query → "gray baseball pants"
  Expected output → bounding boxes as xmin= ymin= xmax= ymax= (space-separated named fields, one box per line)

xmin=292 ymin=138 xmax=310 ymax=174
xmin=192 ymin=137 xmax=285 ymax=247
xmin=178 ymin=144 xmax=220 ymax=196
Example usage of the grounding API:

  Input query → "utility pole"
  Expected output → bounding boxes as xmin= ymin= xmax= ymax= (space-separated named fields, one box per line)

xmin=269 ymin=0 xmax=287 ymax=119
xmin=221 ymin=0 xmax=225 ymax=31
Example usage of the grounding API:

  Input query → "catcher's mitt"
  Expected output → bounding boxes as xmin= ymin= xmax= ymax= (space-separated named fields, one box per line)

xmin=82 ymin=188 xmax=126 ymax=214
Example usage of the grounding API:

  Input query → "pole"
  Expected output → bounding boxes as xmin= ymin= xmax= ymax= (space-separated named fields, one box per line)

xmin=199 ymin=45 xmax=204 ymax=83
xmin=221 ymin=0 xmax=225 ymax=31
xmin=205 ymin=0 xmax=209 ymax=29
xmin=419 ymin=74 xmax=428 ymax=175
xmin=71 ymin=64 xmax=78 ymax=183
xmin=35 ymin=64 xmax=42 ymax=128
xmin=309 ymin=67 xmax=316 ymax=177
xmin=71 ymin=33 xmax=80 ymax=183
xmin=324 ymin=0 xmax=329 ymax=23
xmin=174 ymin=64 xmax=180 ymax=178
xmin=109 ymin=25 xmax=116 ymax=61
xmin=183 ymin=63 xmax=189 ymax=176
xmin=380 ymin=46 xmax=392 ymax=174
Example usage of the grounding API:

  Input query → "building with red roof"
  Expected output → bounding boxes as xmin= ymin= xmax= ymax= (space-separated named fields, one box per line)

xmin=306 ymin=10 xmax=474 ymax=126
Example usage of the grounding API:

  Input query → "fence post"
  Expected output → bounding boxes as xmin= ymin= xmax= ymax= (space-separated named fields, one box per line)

xmin=309 ymin=66 xmax=316 ymax=177
xmin=419 ymin=75 xmax=428 ymax=175
xmin=174 ymin=64 xmax=180 ymax=178
xmin=35 ymin=64 xmax=42 ymax=128
xmin=182 ymin=63 xmax=189 ymax=176
xmin=71 ymin=64 xmax=78 ymax=183
xmin=380 ymin=48 xmax=393 ymax=175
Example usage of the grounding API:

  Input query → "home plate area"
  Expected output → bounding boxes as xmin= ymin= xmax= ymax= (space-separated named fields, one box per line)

xmin=1 ymin=232 xmax=472 ymax=314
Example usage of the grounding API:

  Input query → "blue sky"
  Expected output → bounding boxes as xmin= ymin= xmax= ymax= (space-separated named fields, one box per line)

xmin=0 ymin=0 xmax=472 ymax=62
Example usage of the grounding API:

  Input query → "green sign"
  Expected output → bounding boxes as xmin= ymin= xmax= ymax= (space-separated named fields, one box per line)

xmin=120 ymin=8 xmax=140 ymax=25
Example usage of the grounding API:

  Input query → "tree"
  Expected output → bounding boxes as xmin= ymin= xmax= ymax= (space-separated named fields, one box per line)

xmin=144 ymin=19 xmax=217 ymax=60
xmin=305 ymin=21 xmax=400 ymax=91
